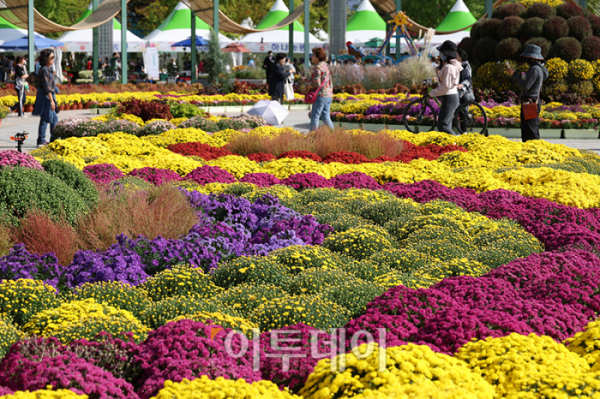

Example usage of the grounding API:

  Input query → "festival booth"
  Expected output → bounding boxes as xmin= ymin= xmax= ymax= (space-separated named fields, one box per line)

xmin=345 ymin=0 xmax=387 ymax=46
xmin=57 ymin=3 xmax=146 ymax=53
xmin=239 ymin=0 xmax=323 ymax=54
xmin=0 ymin=16 xmax=28 ymax=45
xmin=144 ymin=2 xmax=232 ymax=52
xmin=417 ymin=0 xmax=476 ymax=48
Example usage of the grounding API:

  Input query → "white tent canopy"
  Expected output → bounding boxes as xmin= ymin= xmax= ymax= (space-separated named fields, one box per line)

xmin=239 ymin=0 xmax=323 ymax=53
xmin=417 ymin=0 xmax=475 ymax=48
xmin=144 ymin=2 xmax=231 ymax=52
xmin=345 ymin=0 xmax=387 ymax=45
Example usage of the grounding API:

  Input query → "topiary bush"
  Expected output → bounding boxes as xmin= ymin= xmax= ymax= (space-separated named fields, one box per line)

xmin=546 ymin=57 xmax=569 ymax=81
xmin=570 ymin=80 xmax=594 ymax=97
xmin=569 ymin=59 xmax=595 ymax=81
xmin=458 ymin=37 xmax=475 ymax=57
xmin=524 ymin=37 xmax=552 ymax=59
xmin=568 ymin=16 xmax=592 ymax=41
xmin=582 ymin=36 xmax=600 ymax=61
xmin=470 ymin=21 xmax=482 ymax=41
xmin=551 ymin=37 xmax=582 ymax=62
xmin=589 ymin=15 xmax=600 ymax=37
xmin=521 ymin=17 xmax=545 ymax=39
xmin=0 ymin=166 xmax=88 ymax=225
xmin=473 ymin=37 xmax=499 ymax=65
xmin=525 ymin=3 xmax=557 ymax=19
xmin=494 ymin=3 xmax=526 ymax=19
xmin=41 ymin=160 xmax=99 ymax=209
xmin=557 ymin=3 xmax=585 ymax=19
xmin=496 ymin=38 xmax=523 ymax=61
xmin=498 ymin=16 xmax=525 ymax=39
xmin=545 ymin=80 xmax=569 ymax=96
xmin=543 ymin=17 xmax=569 ymax=42
xmin=480 ymin=19 xmax=502 ymax=40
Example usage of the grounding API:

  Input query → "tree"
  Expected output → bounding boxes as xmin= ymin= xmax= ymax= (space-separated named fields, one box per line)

xmin=398 ymin=0 xmax=484 ymax=29
xmin=34 ymin=0 xmax=90 ymax=38
xmin=205 ymin=28 xmax=232 ymax=92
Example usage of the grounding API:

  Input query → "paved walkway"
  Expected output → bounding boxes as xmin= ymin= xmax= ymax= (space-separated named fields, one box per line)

xmin=1 ymin=109 xmax=600 ymax=154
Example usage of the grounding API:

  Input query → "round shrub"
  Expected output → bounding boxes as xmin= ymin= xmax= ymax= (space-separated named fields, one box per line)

xmin=557 ymin=3 xmax=585 ymax=19
xmin=183 ymin=165 xmax=236 ymax=185
xmin=73 ymin=281 xmax=150 ymax=319
xmin=521 ymin=17 xmax=545 ymax=39
xmin=458 ymin=37 xmax=474 ymax=57
xmin=141 ymin=264 xmax=223 ymax=302
xmin=339 ymin=259 xmax=394 ymax=281
xmin=551 ymin=37 xmax=582 ymax=62
xmin=212 ymin=256 xmax=290 ymax=289
xmin=0 ymin=279 xmax=59 ymax=326
xmin=41 ymin=160 xmax=99 ymax=209
xmin=370 ymin=248 xmax=438 ymax=273
xmin=136 ymin=120 xmax=175 ymax=137
xmin=138 ymin=296 xmax=231 ymax=329
xmin=523 ymin=37 xmax=551 ymax=59
xmin=323 ymin=228 xmax=394 ymax=260
xmin=54 ymin=315 xmax=149 ymax=344
xmin=358 ymin=199 xmax=419 ymax=226
xmin=495 ymin=38 xmax=523 ymax=61
xmin=543 ymin=17 xmax=569 ymax=42
xmin=525 ymin=3 xmax=556 ymax=19
xmin=570 ymin=80 xmax=594 ymax=97
xmin=479 ymin=18 xmax=502 ymax=40
xmin=593 ymin=75 xmax=600 ymax=93
xmin=169 ymin=311 xmax=258 ymax=336
xmin=495 ymin=3 xmax=526 ymax=19
xmin=545 ymin=80 xmax=569 ymax=96
xmin=127 ymin=167 xmax=181 ymax=186
xmin=177 ymin=116 xmax=219 ymax=132
xmin=0 ymin=166 xmax=88 ymax=225
xmin=322 ymin=279 xmax=385 ymax=317
xmin=285 ymin=269 xmax=358 ymax=295
xmin=470 ymin=21 xmax=482 ymax=40
xmin=0 ymin=319 xmax=22 ymax=359
xmin=0 ymin=150 xmax=43 ymax=170
xmin=546 ymin=57 xmax=569 ymax=81
xmin=589 ymin=15 xmax=600 ymax=37
xmin=22 ymin=298 xmax=146 ymax=341
xmin=410 ymin=258 xmax=491 ymax=287
xmin=582 ymin=36 xmax=600 ymax=61
xmin=568 ymin=16 xmax=592 ymax=41
xmin=498 ymin=16 xmax=524 ymax=39
xmin=83 ymin=163 xmax=124 ymax=185
xmin=473 ymin=37 xmax=499 ymax=65
xmin=250 ymin=294 xmax=350 ymax=330
xmin=268 ymin=245 xmax=345 ymax=274
xmin=569 ymin=59 xmax=595 ymax=80
xmin=214 ymin=283 xmax=288 ymax=318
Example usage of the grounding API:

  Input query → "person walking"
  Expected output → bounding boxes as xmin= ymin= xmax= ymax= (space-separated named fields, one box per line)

xmin=263 ymin=51 xmax=274 ymax=82
xmin=11 ymin=56 xmax=28 ymax=117
xmin=282 ymin=57 xmax=295 ymax=101
xmin=506 ymin=44 xmax=548 ymax=142
xmin=33 ymin=49 xmax=58 ymax=147
xmin=429 ymin=40 xmax=462 ymax=135
xmin=269 ymin=53 xmax=293 ymax=104
xmin=308 ymin=47 xmax=334 ymax=131
xmin=456 ymin=49 xmax=474 ymax=132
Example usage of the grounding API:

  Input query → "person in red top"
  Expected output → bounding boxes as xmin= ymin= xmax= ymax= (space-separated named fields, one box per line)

xmin=86 ymin=57 xmax=92 ymax=71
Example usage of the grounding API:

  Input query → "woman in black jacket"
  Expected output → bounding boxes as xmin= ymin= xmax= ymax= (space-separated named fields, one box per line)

xmin=268 ymin=53 xmax=294 ymax=104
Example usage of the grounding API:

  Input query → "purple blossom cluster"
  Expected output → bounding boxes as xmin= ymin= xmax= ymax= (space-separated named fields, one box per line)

xmin=183 ymin=165 xmax=237 ymax=185
xmin=346 ymin=249 xmax=600 ymax=354
xmin=83 ymin=164 xmax=125 ymax=185
xmin=0 ymin=150 xmax=43 ymax=170
xmin=0 ymin=193 xmax=332 ymax=285
xmin=127 ymin=167 xmax=181 ymax=186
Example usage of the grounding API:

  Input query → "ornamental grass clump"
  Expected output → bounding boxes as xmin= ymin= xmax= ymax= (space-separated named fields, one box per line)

xmin=0 ymin=279 xmax=59 ymax=326
xmin=250 ymin=294 xmax=351 ymax=330
xmin=299 ymin=343 xmax=496 ymax=399
xmin=141 ymin=264 xmax=223 ymax=302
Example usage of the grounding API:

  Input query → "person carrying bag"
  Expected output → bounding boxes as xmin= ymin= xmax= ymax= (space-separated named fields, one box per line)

xmin=506 ymin=44 xmax=548 ymax=142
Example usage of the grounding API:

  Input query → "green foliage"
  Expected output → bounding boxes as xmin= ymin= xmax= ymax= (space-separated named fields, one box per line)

xmin=214 ymin=284 xmax=288 ymax=318
xmin=495 ymin=38 xmax=523 ymax=61
xmin=268 ymin=245 xmax=345 ymax=274
xmin=525 ymin=3 xmax=557 ymax=19
xmin=321 ymin=280 xmax=385 ymax=318
xmin=498 ymin=16 xmax=525 ymax=39
xmin=142 ymin=264 xmax=223 ymax=302
xmin=409 ymin=258 xmax=491 ymax=288
xmin=54 ymin=316 xmax=148 ymax=344
xmin=0 ymin=318 xmax=22 ymax=358
xmin=521 ymin=17 xmax=545 ymax=39
xmin=543 ymin=17 xmax=570 ymax=42
xmin=284 ymin=269 xmax=358 ymax=295
xmin=205 ymin=28 xmax=232 ymax=92
xmin=72 ymin=281 xmax=151 ymax=319
xmin=41 ymin=160 xmax=99 ymax=209
xmin=339 ymin=259 xmax=394 ymax=281
xmin=323 ymin=228 xmax=394 ymax=260
xmin=139 ymin=295 xmax=234 ymax=329
xmin=358 ymin=199 xmax=420 ymax=226
xmin=0 ymin=166 xmax=88 ymax=225
xmin=314 ymin=213 xmax=376 ymax=232
xmin=370 ymin=248 xmax=438 ymax=273
xmin=250 ymin=295 xmax=350 ymax=331
xmin=168 ymin=102 xmax=206 ymax=119
xmin=212 ymin=256 xmax=290 ymax=289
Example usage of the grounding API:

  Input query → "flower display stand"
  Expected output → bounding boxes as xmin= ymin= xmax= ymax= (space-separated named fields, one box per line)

xmin=362 ymin=124 xmax=387 ymax=132
xmin=539 ymin=129 xmax=563 ymax=139
xmin=89 ymin=109 xmax=98 ymax=115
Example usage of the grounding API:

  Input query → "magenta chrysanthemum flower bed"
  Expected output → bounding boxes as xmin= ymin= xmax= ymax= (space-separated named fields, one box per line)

xmin=0 ymin=150 xmax=43 ymax=170
xmin=83 ymin=164 xmax=125 ymax=185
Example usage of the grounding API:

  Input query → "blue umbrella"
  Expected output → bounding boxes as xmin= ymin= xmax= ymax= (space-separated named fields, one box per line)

xmin=171 ymin=35 xmax=208 ymax=48
xmin=0 ymin=35 xmax=64 ymax=50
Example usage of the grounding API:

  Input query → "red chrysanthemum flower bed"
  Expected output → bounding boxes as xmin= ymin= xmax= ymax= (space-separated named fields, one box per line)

xmin=167 ymin=142 xmax=234 ymax=160
xmin=246 ymin=153 xmax=277 ymax=162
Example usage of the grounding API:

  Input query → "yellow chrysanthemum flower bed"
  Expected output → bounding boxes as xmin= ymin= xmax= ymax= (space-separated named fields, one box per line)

xmin=0 ymin=390 xmax=88 ymax=399
xmin=299 ymin=343 xmax=496 ymax=399
xmin=169 ymin=311 xmax=258 ymax=335
xmin=564 ymin=320 xmax=600 ymax=370
xmin=151 ymin=376 xmax=300 ymax=399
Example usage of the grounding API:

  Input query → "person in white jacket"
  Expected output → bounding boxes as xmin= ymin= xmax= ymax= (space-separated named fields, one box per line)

xmin=429 ymin=41 xmax=463 ymax=135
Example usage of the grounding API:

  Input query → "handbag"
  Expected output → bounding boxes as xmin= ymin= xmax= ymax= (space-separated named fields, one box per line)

xmin=305 ymin=71 xmax=328 ymax=104
xmin=522 ymin=93 xmax=539 ymax=121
